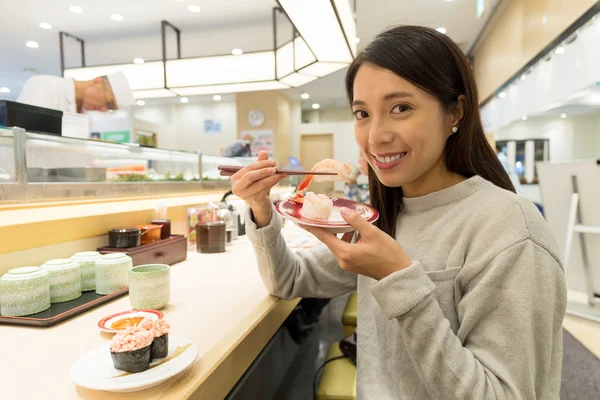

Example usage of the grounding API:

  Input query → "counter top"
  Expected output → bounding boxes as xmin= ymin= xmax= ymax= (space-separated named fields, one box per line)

xmin=0 ymin=233 xmax=305 ymax=399
xmin=0 ymin=186 xmax=295 ymax=227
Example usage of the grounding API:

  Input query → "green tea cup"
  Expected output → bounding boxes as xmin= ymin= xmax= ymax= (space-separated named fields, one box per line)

xmin=128 ymin=264 xmax=170 ymax=310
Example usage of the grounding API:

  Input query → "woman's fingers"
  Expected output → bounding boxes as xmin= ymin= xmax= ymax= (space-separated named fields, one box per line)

xmin=257 ymin=150 xmax=269 ymax=161
xmin=236 ymin=167 xmax=276 ymax=188
xmin=243 ymin=174 xmax=286 ymax=199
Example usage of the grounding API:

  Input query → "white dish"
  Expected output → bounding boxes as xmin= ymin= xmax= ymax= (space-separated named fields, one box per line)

xmin=71 ymin=334 xmax=197 ymax=393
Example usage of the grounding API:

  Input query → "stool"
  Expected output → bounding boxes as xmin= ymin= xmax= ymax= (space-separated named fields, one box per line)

xmin=342 ymin=292 xmax=357 ymax=337
xmin=316 ymin=342 xmax=357 ymax=400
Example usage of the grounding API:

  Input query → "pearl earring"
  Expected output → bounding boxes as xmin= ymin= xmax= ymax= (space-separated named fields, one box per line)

xmin=451 ymin=127 xmax=458 ymax=133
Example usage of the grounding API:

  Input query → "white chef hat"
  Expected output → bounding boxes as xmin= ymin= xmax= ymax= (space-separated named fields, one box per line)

xmin=106 ymin=71 xmax=134 ymax=109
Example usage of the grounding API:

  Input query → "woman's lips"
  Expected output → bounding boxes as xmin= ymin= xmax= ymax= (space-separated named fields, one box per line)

xmin=372 ymin=152 xmax=407 ymax=170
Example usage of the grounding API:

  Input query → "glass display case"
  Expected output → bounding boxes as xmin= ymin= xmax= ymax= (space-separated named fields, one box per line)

xmin=0 ymin=127 xmax=251 ymax=203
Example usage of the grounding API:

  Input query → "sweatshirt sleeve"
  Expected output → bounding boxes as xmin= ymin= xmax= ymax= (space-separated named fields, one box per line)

xmin=245 ymin=205 xmax=357 ymax=299
xmin=370 ymin=239 xmax=566 ymax=399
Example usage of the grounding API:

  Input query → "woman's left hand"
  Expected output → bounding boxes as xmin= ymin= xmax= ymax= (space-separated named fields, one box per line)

xmin=301 ymin=207 xmax=412 ymax=280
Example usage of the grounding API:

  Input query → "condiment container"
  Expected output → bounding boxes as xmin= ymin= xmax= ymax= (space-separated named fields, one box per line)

xmin=137 ymin=224 xmax=162 ymax=245
xmin=151 ymin=219 xmax=171 ymax=240
xmin=0 ymin=267 xmax=51 ymax=316
xmin=71 ymin=251 xmax=101 ymax=292
xmin=108 ymin=228 xmax=141 ymax=248
xmin=196 ymin=221 xmax=226 ymax=254
xmin=95 ymin=253 xmax=132 ymax=295
xmin=41 ymin=259 xmax=82 ymax=303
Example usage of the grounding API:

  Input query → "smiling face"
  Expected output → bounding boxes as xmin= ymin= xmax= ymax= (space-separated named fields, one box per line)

xmin=352 ymin=63 xmax=461 ymax=196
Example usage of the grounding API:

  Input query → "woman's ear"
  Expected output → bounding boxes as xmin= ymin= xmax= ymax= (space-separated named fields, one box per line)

xmin=450 ymin=95 xmax=466 ymax=130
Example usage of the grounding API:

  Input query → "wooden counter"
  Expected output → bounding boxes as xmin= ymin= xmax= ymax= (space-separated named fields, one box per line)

xmin=0 ymin=236 xmax=301 ymax=399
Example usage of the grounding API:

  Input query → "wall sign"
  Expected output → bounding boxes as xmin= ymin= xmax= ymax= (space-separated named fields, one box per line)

xmin=101 ymin=131 xmax=131 ymax=143
xmin=204 ymin=120 xmax=222 ymax=134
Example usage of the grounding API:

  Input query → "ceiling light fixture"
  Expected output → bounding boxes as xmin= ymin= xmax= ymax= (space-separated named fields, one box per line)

xmin=136 ymin=100 xmax=145 ymax=106
xmin=279 ymin=0 xmax=356 ymax=63
xmin=62 ymin=2 xmax=356 ymax=99
xmin=133 ymin=58 xmax=145 ymax=64
xmin=554 ymin=46 xmax=565 ymax=55
xmin=301 ymin=93 xmax=310 ymax=99
xmin=69 ymin=5 xmax=83 ymax=14
xmin=188 ymin=5 xmax=201 ymax=12
xmin=39 ymin=22 xmax=52 ymax=30
xmin=213 ymin=95 xmax=222 ymax=101
xmin=354 ymin=37 xmax=360 ymax=44
xmin=26 ymin=41 xmax=39 ymax=49
xmin=231 ymin=48 xmax=243 ymax=56
xmin=498 ymin=91 xmax=507 ymax=98
xmin=111 ymin=14 xmax=124 ymax=22
xmin=436 ymin=27 xmax=447 ymax=34
xmin=0 ymin=87 xmax=10 ymax=93
xmin=180 ymin=97 xmax=189 ymax=103
xmin=520 ymin=74 xmax=527 ymax=81
xmin=521 ymin=115 xmax=528 ymax=121
xmin=312 ymin=103 xmax=320 ymax=109
xmin=560 ymin=113 xmax=567 ymax=119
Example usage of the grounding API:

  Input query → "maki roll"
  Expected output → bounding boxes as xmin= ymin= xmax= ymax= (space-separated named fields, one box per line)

xmin=139 ymin=317 xmax=171 ymax=360
xmin=110 ymin=326 xmax=154 ymax=373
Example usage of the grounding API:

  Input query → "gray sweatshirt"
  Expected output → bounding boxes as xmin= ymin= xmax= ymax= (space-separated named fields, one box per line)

xmin=246 ymin=176 xmax=566 ymax=399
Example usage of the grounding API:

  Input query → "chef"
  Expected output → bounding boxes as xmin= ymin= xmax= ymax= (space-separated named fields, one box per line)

xmin=17 ymin=71 xmax=134 ymax=113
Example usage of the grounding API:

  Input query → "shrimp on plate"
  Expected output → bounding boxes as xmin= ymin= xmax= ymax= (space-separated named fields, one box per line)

xmin=292 ymin=159 xmax=358 ymax=203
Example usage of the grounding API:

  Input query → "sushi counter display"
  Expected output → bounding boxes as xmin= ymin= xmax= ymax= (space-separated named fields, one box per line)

xmin=0 ymin=230 xmax=303 ymax=399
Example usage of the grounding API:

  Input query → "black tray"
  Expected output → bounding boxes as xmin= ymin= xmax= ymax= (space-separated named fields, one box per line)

xmin=0 ymin=100 xmax=62 ymax=136
xmin=0 ymin=288 xmax=128 ymax=328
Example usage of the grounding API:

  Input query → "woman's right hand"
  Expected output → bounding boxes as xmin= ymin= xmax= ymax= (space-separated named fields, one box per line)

xmin=231 ymin=150 xmax=286 ymax=228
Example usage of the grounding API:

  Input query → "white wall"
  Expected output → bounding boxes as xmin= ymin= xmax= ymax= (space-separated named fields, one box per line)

xmin=495 ymin=114 xmax=600 ymax=161
xmin=133 ymin=101 xmax=237 ymax=155
xmin=302 ymin=108 xmax=353 ymax=124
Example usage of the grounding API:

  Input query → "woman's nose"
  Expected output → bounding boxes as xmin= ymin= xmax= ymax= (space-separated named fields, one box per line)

xmin=368 ymin=117 xmax=395 ymax=145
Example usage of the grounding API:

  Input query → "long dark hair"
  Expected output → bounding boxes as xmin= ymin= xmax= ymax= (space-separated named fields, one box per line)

xmin=345 ymin=25 xmax=515 ymax=237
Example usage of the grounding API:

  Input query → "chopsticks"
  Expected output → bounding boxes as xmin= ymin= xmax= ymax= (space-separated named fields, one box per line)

xmin=217 ymin=165 xmax=338 ymax=177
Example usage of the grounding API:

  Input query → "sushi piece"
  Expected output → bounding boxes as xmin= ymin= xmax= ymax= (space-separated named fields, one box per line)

xmin=139 ymin=317 xmax=171 ymax=360
xmin=293 ymin=159 xmax=358 ymax=203
xmin=302 ymin=192 xmax=333 ymax=220
xmin=110 ymin=326 xmax=154 ymax=373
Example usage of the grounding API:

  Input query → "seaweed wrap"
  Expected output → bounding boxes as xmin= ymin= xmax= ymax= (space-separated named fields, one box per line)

xmin=110 ymin=326 xmax=154 ymax=373
xmin=139 ymin=317 xmax=171 ymax=360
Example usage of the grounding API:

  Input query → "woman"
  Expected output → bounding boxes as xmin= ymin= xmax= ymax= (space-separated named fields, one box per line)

xmin=232 ymin=26 xmax=566 ymax=399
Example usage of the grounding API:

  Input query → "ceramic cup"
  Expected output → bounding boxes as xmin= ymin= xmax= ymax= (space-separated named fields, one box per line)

xmin=71 ymin=251 xmax=101 ymax=292
xmin=128 ymin=264 xmax=170 ymax=310
xmin=0 ymin=266 xmax=51 ymax=316
xmin=95 ymin=253 xmax=132 ymax=295
xmin=41 ymin=259 xmax=82 ymax=303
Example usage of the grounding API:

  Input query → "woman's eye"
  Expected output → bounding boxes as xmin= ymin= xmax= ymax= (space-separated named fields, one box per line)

xmin=354 ymin=110 xmax=369 ymax=120
xmin=392 ymin=104 xmax=411 ymax=113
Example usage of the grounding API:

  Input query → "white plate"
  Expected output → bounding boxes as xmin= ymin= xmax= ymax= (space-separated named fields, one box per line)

xmin=71 ymin=334 xmax=198 ymax=393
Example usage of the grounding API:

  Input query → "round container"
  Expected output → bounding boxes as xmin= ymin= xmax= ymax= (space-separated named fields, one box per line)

xmin=196 ymin=221 xmax=226 ymax=254
xmin=41 ymin=259 xmax=82 ymax=303
xmin=151 ymin=219 xmax=171 ymax=240
xmin=0 ymin=267 xmax=51 ymax=317
xmin=71 ymin=251 xmax=102 ymax=292
xmin=95 ymin=253 xmax=132 ymax=295
xmin=129 ymin=264 xmax=171 ymax=310
xmin=108 ymin=228 xmax=141 ymax=249
xmin=137 ymin=224 xmax=162 ymax=245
